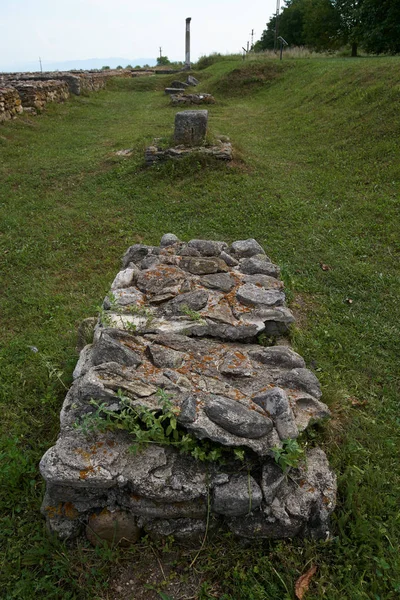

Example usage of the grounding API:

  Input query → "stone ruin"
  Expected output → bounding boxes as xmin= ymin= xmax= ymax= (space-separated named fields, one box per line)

xmin=40 ymin=235 xmax=336 ymax=546
xmin=164 ymin=74 xmax=199 ymax=96
xmin=170 ymin=93 xmax=215 ymax=107
xmin=0 ymin=68 xmax=146 ymax=122
xmin=0 ymin=86 xmax=23 ymax=122
xmin=145 ymin=110 xmax=233 ymax=165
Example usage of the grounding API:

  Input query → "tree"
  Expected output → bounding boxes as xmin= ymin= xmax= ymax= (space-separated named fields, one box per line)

xmin=358 ymin=0 xmax=400 ymax=54
xmin=302 ymin=0 xmax=341 ymax=51
xmin=255 ymin=0 xmax=340 ymax=52
xmin=333 ymin=0 xmax=362 ymax=56
xmin=156 ymin=56 xmax=171 ymax=66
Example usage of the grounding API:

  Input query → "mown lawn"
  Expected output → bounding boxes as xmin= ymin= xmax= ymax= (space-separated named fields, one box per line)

xmin=0 ymin=56 xmax=399 ymax=599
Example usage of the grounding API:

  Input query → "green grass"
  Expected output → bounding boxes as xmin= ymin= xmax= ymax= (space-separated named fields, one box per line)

xmin=0 ymin=56 xmax=399 ymax=599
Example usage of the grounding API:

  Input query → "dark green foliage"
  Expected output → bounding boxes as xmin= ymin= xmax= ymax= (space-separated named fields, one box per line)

xmin=156 ymin=56 xmax=171 ymax=66
xmin=359 ymin=0 xmax=400 ymax=54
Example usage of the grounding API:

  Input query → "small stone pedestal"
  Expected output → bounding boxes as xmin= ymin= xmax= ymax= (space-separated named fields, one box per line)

xmin=174 ymin=110 xmax=208 ymax=146
xmin=145 ymin=109 xmax=232 ymax=165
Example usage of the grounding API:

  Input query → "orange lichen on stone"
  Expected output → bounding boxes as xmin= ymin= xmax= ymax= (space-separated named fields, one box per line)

xmin=64 ymin=502 xmax=79 ymax=519
xmin=79 ymin=466 xmax=96 ymax=480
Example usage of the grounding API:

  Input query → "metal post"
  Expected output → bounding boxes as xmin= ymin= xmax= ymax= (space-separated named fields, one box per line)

xmin=185 ymin=17 xmax=191 ymax=69
xmin=39 ymin=56 xmax=43 ymax=73
xmin=274 ymin=0 xmax=280 ymax=53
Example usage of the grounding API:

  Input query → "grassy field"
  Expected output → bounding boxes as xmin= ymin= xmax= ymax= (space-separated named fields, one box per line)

xmin=0 ymin=55 xmax=399 ymax=599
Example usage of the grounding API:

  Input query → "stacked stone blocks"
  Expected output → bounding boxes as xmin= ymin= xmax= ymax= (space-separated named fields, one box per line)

xmin=40 ymin=235 xmax=336 ymax=545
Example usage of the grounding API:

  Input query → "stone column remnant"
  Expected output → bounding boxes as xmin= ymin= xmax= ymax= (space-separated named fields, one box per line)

xmin=185 ymin=17 xmax=192 ymax=68
xmin=174 ymin=110 xmax=208 ymax=146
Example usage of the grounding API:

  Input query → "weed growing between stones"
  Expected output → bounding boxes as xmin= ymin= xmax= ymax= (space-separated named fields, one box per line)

xmin=75 ymin=389 xmax=247 ymax=466
xmin=179 ymin=304 xmax=205 ymax=322
xmin=272 ymin=438 xmax=305 ymax=473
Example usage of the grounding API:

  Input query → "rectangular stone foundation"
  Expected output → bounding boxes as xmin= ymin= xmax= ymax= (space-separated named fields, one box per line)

xmin=40 ymin=235 xmax=336 ymax=546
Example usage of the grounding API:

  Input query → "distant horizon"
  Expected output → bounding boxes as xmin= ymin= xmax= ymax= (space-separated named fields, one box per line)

xmin=0 ymin=56 xmax=162 ymax=74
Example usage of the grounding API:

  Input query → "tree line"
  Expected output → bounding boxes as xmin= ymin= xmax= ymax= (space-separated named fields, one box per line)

xmin=255 ymin=0 xmax=400 ymax=56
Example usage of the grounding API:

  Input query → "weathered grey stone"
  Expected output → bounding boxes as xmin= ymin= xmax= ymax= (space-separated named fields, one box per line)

xmin=200 ymin=273 xmax=235 ymax=292
xmin=163 ymin=290 xmax=209 ymax=315
xmin=110 ymin=287 xmax=145 ymax=308
xmin=261 ymin=460 xmax=286 ymax=504
xmin=187 ymin=75 xmax=199 ymax=86
xmin=165 ymin=87 xmax=186 ymax=95
xmin=73 ymin=344 xmax=94 ymax=379
xmin=177 ymin=244 xmax=201 ymax=257
xmin=170 ymin=80 xmax=189 ymax=89
xmin=290 ymin=392 xmax=331 ymax=431
xmin=253 ymin=387 xmax=298 ymax=440
xmin=201 ymin=300 xmax=237 ymax=326
xmin=248 ymin=346 xmax=305 ymax=369
xmin=204 ymin=396 xmax=273 ymax=439
xmin=240 ymin=255 xmax=281 ymax=278
xmin=160 ymin=233 xmax=180 ymax=247
xmin=122 ymin=244 xmax=150 ymax=268
xmin=213 ymin=475 xmax=262 ymax=516
xmin=242 ymin=273 xmax=284 ymax=289
xmin=180 ymin=256 xmax=229 ymax=275
xmin=230 ymin=239 xmax=266 ymax=259
xmin=111 ymin=267 xmax=139 ymax=290
xmin=148 ymin=345 xmax=186 ymax=369
xmin=228 ymin=511 xmax=303 ymax=539
xmin=220 ymin=250 xmax=239 ymax=267
xmin=136 ymin=264 xmax=187 ymax=295
xmin=174 ymin=110 xmax=208 ymax=146
xmin=91 ymin=331 xmax=142 ymax=368
xmin=219 ymin=350 xmax=253 ymax=377
xmin=236 ymin=284 xmax=285 ymax=308
xmin=143 ymin=517 xmax=208 ymax=543
xmin=187 ymin=239 xmax=228 ymax=256
xmin=86 ymin=509 xmax=141 ymax=546
xmin=277 ymin=368 xmax=322 ymax=399
xmin=175 ymin=395 xmax=196 ymax=425
xmin=140 ymin=255 xmax=160 ymax=270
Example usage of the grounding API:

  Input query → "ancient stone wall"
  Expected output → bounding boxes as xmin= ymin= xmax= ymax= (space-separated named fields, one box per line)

xmin=40 ymin=235 xmax=336 ymax=545
xmin=7 ymin=79 xmax=69 ymax=110
xmin=0 ymin=68 xmax=139 ymax=122
xmin=0 ymin=86 xmax=23 ymax=122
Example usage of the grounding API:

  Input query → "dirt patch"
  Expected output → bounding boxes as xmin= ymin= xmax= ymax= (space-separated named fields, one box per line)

xmin=101 ymin=545 xmax=222 ymax=600
xmin=290 ymin=292 xmax=320 ymax=331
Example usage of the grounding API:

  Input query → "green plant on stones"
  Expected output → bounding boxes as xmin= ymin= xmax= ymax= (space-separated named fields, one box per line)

xmin=180 ymin=304 xmax=205 ymax=322
xmin=272 ymin=439 xmax=304 ymax=473
xmin=76 ymin=389 xmax=246 ymax=465
xmin=98 ymin=292 xmax=154 ymax=331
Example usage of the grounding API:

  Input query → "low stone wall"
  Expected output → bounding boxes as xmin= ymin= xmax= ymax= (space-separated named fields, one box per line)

xmin=40 ymin=235 xmax=336 ymax=545
xmin=170 ymin=93 xmax=216 ymax=106
xmin=0 ymin=86 xmax=23 ymax=122
xmin=8 ymin=79 xmax=69 ymax=110
xmin=0 ymin=68 xmax=136 ymax=122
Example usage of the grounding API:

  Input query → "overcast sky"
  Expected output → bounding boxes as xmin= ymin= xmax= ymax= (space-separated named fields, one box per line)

xmin=1 ymin=0 xmax=278 ymax=70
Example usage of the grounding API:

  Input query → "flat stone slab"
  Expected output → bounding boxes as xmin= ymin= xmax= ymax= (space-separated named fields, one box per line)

xmin=40 ymin=235 xmax=336 ymax=545
xmin=171 ymin=93 xmax=216 ymax=106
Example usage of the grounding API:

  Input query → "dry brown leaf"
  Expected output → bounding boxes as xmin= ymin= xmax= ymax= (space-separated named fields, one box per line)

xmin=319 ymin=262 xmax=332 ymax=271
xmin=295 ymin=565 xmax=317 ymax=599
xmin=350 ymin=397 xmax=367 ymax=407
